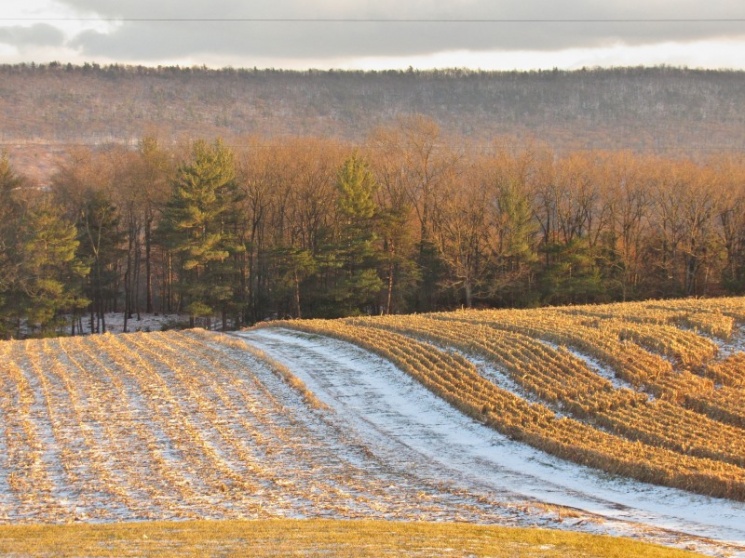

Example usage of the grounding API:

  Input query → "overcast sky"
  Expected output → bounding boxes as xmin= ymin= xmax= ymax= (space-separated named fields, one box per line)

xmin=2 ymin=0 xmax=745 ymax=70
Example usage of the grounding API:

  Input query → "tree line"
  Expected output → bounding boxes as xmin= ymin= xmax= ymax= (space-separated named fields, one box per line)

xmin=2 ymin=115 xmax=745 ymax=338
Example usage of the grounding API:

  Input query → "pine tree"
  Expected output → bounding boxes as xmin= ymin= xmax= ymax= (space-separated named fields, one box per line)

xmin=271 ymin=246 xmax=317 ymax=319
xmin=14 ymin=202 xmax=89 ymax=337
xmin=328 ymin=155 xmax=384 ymax=316
xmin=159 ymin=139 xmax=243 ymax=328
xmin=488 ymin=178 xmax=539 ymax=305
xmin=0 ymin=155 xmax=23 ymax=337
xmin=0 ymin=155 xmax=21 ymax=282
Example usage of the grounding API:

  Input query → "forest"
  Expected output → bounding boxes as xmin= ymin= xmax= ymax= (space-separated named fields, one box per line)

xmin=2 ymin=113 xmax=745 ymax=338
xmin=3 ymin=64 xmax=745 ymax=165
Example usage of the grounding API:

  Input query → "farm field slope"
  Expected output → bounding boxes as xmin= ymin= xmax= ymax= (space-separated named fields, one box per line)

xmin=244 ymin=296 xmax=745 ymax=556
xmin=0 ymin=297 xmax=742 ymax=556
xmin=1 ymin=329 xmax=533 ymax=525
xmin=241 ymin=327 xmax=745 ymax=557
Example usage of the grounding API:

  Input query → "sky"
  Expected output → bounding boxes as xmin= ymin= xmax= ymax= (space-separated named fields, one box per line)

xmin=1 ymin=0 xmax=745 ymax=71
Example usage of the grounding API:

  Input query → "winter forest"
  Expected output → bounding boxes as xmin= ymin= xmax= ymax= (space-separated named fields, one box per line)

xmin=3 ymin=111 xmax=745 ymax=338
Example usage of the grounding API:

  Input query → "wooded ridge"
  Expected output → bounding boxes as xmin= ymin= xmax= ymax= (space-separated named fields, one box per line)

xmin=2 ymin=64 xmax=745 ymax=158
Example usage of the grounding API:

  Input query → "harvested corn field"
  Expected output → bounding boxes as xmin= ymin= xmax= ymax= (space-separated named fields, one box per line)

xmin=0 ymin=330 xmax=524 ymax=525
xmin=2 ymin=298 xmax=745 ymax=556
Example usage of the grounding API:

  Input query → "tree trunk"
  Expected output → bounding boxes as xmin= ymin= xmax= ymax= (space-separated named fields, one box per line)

xmin=134 ymin=229 xmax=141 ymax=320
xmin=145 ymin=215 xmax=153 ymax=313
xmin=464 ymin=279 xmax=473 ymax=309
xmin=166 ymin=252 xmax=173 ymax=313
xmin=123 ymin=231 xmax=133 ymax=333
xmin=294 ymin=269 xmax=302 ymax=318
xmin=385 ymin=238 xmax=395 ymax=315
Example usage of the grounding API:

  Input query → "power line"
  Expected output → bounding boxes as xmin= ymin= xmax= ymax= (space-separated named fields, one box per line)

xmin=2 ymin=17 xmax=745 ymax=23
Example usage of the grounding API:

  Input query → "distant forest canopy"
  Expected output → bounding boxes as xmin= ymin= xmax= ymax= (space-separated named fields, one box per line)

xmin=2 ymin=63 xmax=745 ymax=182
xmin=2 ymin=118 xmax=745 ymax=338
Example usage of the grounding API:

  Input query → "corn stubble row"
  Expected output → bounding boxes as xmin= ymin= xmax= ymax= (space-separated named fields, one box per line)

xmin=0 ymin=331 xmax=522 ymax=524
xmin=454 ymin=304 xmax=745 ymax=427
xmin=276 ymin=297 xmax=745 ymax=501
xmin=351 ymin=316 xmax=745 ymax=467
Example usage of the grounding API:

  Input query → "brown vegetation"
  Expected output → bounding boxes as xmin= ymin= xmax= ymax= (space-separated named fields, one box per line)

xmin=269 ymin=296 xmax=745 ymax=501
xmin=3 ymin=64 xmax=745 ymax=335
xmin=0 ymin=330 xmax=531 ymax=524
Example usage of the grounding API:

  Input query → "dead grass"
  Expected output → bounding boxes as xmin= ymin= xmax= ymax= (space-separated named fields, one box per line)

xmin=0 ymin=519 xmax=705 ymax=557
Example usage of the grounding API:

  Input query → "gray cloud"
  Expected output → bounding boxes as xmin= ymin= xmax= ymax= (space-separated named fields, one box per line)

xmin=0 ymin=24 xmax=65 ymax=48
xmin=37 ymin=0 xmax=745 ymax=61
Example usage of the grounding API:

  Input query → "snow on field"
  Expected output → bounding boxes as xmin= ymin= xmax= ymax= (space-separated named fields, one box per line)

xmin=710 ymin=324 xmax=745 ymax=357
xmin=77 ymin=313 xmax=191 ymax=334
xmin=0 ymin=331 xmax=561 ymax=526
xmin=2 ymin=324 xmax=745 ymax=556
xmin=240 ymin=327 xmax=745 ymax=558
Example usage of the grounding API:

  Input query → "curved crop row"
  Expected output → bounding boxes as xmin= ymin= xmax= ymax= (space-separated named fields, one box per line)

xmin=344 ymin=315 xmax=745 ymax=468
xmin=557 ymin=303 xmax=737 ymax=340
xmin=438 ymin=309 xmax=745 ymax=428
xmin=705 ymin=353 xmax=745 ymax=387
xmin=272 ymin=319 xmax=745 ymax=501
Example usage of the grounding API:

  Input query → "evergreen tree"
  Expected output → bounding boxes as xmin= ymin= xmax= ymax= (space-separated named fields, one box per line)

xmin=328 ymin=155 xmax=384 ymax=316
xmin=488 ymin=178 xmax=539 ymax=306
xmin=15 ymin=203 xmax=89 ymax=336
xmin=0 ymin=155 xmax=23 ymax=337
xmin=538 ymin=237 xmax=608 ymax=305
xmin=270 ymin=247 xmax=317 ymax=319
xmin=159 ymin=139 xmax=243 ymax=328
xmin=376 ymin=206 xmax=421 ymax=314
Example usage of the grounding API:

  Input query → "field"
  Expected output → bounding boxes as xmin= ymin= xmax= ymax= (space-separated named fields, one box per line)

xmin=1 ymin=298 xmax=745 ymax=556
xmin=0 ymin=519 xmax=705 ymax=557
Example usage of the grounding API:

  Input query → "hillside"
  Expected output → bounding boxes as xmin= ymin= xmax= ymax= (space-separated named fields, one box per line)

xmin=2 ymin=64 xmax=745 ymax=183
xmin=2 ymin=298 xmax=745 ymax=556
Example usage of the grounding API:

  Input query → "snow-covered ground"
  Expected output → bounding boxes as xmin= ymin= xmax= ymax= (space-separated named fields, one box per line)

xmin=240 ymin=327 xmax=745 ymax=558
xmin=3 ymin=320 xmax=744 ymax=555
xmin=77 ymin=313 xmax=191 ymax=334
xmin=2 ymin=330 xmax=566 ymax=525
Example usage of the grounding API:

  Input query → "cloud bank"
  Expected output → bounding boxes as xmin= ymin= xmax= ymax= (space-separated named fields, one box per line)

xmin=2 ymin=0 xmax=745 ymax=69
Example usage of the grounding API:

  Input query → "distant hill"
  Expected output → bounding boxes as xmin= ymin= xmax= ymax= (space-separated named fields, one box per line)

xmin=2 ymin=63 xmax=745 ymax=181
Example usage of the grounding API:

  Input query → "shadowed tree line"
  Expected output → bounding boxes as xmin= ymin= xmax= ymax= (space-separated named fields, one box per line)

xmin=2 ymin=115 xmax=745 ymax=338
